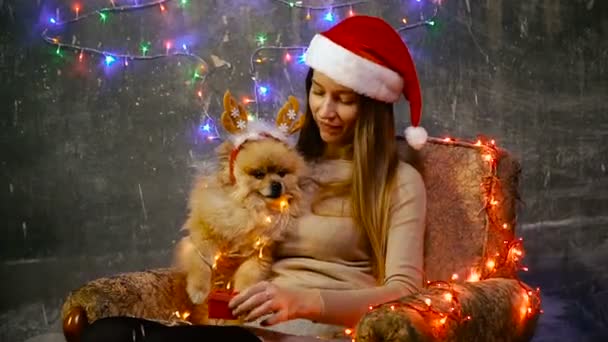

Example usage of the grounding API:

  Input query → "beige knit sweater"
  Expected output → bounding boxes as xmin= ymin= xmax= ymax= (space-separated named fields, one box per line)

xmin=258 ymin=158 xmax=426 ymax=337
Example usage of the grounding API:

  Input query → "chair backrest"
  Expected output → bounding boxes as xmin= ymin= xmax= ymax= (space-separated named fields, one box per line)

xmin=397 ymin=137 xmax=521 ymax=282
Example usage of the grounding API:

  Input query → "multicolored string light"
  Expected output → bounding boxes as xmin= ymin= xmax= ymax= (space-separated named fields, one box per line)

xmin=248 ymin=4 xmax=440 ymax=120
xmin=271 ymin=0 xmax=369 ymax=10
xmin=43 ymin=2 xmax=540 ymax=336
xmin=397 ymin=6 xmax=438 ymax=31
xmin=197 ymin=95 xmax=222 ymax=142
xmin=42 ymin=0 xmax=205 ymax=68
xmin=271 ymin=0 xmax=368 ymax=20
xmin=41 ymin=0 xmax=440 ymax=141
xmin=247 ymin=46 xmax=308 ymax=118
xmin=41 ymin=0 xmax=220 ymax=137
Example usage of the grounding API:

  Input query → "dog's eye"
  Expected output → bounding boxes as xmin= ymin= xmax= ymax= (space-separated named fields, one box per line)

xmin=251 ymin=170 xmax=265 ymax=179
xmin=277 ymin=170 xmax=288 ymax=177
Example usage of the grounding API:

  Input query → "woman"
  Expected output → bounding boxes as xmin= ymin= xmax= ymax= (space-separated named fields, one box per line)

xmin=228 ymin=15 xmax=428 ymax=337
xmin=80 ymin=15 xmax=427 ymax=341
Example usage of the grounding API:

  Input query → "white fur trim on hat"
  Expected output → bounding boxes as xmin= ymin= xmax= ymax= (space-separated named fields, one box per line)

xmin=305 ymin=34 xmax=403 ymax=103
xmin=231 ymin=120 xmax=293 ymax=148
xmin=404 ymin=126 xmax=428 ymax=150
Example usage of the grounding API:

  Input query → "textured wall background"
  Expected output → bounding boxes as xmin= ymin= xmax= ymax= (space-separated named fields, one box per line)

xmin=1 ymin=0 xmax=606 ymax=340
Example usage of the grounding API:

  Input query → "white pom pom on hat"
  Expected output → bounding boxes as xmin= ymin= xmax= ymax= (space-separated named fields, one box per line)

xmin=304 ymin=15 xmax=428 ymax=150
xmin=405 ymin=126 xmax=428 ymax=151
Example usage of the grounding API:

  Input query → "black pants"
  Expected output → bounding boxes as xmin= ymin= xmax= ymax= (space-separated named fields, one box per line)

xmin=81 ymin=316 xmax=261 ymax=342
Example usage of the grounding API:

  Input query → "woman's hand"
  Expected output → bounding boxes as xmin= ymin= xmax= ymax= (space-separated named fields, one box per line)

xmin=228 ymin=281 xmax=323 ymax=326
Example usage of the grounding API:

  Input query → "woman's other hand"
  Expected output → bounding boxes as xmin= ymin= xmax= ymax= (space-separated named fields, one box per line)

xmin=228 ymin=281 xmax=323 ymax=326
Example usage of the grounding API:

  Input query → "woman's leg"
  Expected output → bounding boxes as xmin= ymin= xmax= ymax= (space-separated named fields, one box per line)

xmin=81 ymin=316 xmax=261 ymax=342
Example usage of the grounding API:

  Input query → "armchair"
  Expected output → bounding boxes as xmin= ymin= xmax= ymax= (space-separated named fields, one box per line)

xmin=61 ymin=136 xmax=541 ymax=342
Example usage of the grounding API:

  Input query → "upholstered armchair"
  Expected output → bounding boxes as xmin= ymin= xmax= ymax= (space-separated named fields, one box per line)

xmin=355 ymin=137 xmax=541 ymax=341
xmin=61 ymin=136 xmax=541 ymax=342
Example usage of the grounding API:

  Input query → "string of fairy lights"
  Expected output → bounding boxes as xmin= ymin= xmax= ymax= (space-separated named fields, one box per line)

xmin=41 ymin=0 xmax=226 ymax=140
xmin=270 ymin=0 xmax=369 ymax=11
xmin=248 ymin=4 xmax=438 ymax=119
xmin=42 ymin=1 xmax=542 ymax=337
xmin=341 ymin=137 xmax=542 ymax=340
xmin=40 ymin=0 xmax=438 ymax=141
xmin=168 ymin=136 xmax=543 ymax=337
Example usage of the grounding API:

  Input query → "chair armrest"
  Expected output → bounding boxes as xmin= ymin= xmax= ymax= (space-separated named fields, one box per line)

xmin=61 ymin=268 xmax=198 ymax=342
xmin=355 ymin=278 xmax=540 ymax=342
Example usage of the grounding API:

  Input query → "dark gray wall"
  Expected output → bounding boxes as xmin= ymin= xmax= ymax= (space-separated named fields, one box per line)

xmin=1 ymin=0 xmax=607 ymax=340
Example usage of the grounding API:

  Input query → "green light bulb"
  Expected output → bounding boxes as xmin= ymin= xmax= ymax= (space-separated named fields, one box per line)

xmin=256 ymin=34 xmax=267 ymax=45
xmin=140 ymin=42 xmax=151 ymax=56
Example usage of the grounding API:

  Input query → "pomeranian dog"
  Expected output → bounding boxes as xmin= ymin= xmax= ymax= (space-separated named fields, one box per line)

xmin=174 ymin=91 xmax=307 ymax=316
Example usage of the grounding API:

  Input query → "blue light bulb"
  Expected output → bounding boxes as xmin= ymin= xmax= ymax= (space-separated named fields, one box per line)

xmin=105 ymin=55 xmax=116 ymax=66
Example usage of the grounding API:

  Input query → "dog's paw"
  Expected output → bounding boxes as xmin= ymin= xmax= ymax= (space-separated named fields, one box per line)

xmin=233 ymin=257 xmax=271 ymax=292
xmin=186 ymin=270 xmax=211 ymax=305
xmin=187 ymin=282 xmax=209 ymax=304
xmin=188 ymin=290 xmax=206 ymax=305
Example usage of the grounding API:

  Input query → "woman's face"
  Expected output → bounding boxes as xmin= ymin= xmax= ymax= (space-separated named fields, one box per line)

xmin=309 ymin=71 xmax=360 ymax=146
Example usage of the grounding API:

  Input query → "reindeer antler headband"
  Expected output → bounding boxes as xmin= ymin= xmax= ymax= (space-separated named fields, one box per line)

xmin=220 ymin=90 xmax=304 ymax=183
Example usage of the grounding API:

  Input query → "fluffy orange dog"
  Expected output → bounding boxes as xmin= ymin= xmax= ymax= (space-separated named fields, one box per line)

xmin=174 ymin=91 xmax=307 ymax=317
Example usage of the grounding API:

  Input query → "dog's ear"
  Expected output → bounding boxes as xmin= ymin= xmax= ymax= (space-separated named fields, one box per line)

xmin=215 ymin=140 xmax=234 ymax=162
xmin=215 ymin=140 xmax=235 ymax=185
xmin=275 ymin=96 xmax=304 ymax=135
xmin=221 ymin=90 xmax=249 ymax=134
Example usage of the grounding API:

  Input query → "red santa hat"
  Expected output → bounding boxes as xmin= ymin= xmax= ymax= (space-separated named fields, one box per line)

xmin=305 ymin=15 xmax=427 ymax=150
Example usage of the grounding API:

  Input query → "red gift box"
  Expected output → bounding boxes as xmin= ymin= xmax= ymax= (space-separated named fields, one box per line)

xmin=208 ymin=289 xmax=238 ymax=320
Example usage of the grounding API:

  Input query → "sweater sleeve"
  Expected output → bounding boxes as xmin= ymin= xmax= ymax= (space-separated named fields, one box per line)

xmin=311 ymin=163 xmax=427 ymax=328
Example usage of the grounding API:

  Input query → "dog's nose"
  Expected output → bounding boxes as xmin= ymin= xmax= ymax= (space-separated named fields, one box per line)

xmin=269 ymin=181 xmax=283 ymax=198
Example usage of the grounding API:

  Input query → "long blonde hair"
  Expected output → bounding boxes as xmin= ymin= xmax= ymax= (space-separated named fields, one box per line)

xmin=296 ymin=69 xmax=400 ymax=283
